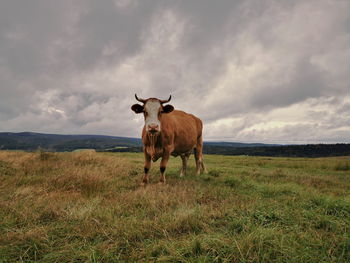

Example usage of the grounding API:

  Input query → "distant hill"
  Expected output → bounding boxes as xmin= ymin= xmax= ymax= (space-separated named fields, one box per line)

xmin=204 ymin=141 xmax=278 ymax=147
xmin=0 ymin=132 xmax=273 ymax=152
xmin=0 ymin=132 xmax=142 ymax=151
xmin=0 ymin=132 xmax=349 ymax=157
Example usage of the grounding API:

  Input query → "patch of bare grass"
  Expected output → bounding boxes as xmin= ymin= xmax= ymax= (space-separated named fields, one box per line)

xmin=334 ymin=161 xmax=350 ymax=171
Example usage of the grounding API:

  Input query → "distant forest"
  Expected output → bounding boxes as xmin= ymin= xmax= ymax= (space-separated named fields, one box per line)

xmin=0 ymin=132 xmax=349 ymax=158
xmin=201 ymin=143 xmax=350 ymax=157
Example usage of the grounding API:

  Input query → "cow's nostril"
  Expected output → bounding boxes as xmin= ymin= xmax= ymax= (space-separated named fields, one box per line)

xmin=148 ymin=124 xmax=159 ymax=130
xmin=147 ymin=124 xmax=160 ymax=134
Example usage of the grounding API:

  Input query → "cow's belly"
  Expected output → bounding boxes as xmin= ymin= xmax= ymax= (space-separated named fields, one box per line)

xmin=172 ymin=140 xmax=196 ymax=156
xmin=171 ymin=148 xmax=192 ymax=157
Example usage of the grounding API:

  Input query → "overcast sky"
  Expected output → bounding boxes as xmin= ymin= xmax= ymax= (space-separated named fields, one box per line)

xmin=1 ymin=0 xmax=349 ymax=143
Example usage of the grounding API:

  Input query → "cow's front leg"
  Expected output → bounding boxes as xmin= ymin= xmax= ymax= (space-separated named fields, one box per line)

xmin=159 ymin=150 xmax=171 ymax=183
xmin=142 ymin=150 xmax=152 ymax=185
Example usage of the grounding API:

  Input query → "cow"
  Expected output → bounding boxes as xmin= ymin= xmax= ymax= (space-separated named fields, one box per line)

xmin=131 ymin=94 xmax=206 ymax=184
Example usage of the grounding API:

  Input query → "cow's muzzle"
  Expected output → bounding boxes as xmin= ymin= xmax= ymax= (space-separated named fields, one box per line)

xmin=147 ymin=124 xmax=160 ymax=134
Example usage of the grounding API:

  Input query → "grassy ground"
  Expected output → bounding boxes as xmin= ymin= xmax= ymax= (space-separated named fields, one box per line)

xmin=0 ymin=150 xmax=349 ymax=262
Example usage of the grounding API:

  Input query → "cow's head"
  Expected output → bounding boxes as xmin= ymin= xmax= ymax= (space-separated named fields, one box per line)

xmin=131 ymin=94 xmax=174 ymax=134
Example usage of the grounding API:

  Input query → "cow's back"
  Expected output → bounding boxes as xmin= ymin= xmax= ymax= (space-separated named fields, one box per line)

xmin=160 ymin=110 xmax=202 ymax=154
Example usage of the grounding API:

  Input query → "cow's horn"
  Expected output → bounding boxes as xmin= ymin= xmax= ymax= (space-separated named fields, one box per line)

xmin=160 ymin=95 xmax=172 ymax=104
xmin=135 ymin=94 xmax=147 ymax=103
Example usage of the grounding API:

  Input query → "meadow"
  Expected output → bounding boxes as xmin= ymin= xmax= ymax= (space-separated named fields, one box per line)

xmin=0 ymin=150 xmax=349 ymax=262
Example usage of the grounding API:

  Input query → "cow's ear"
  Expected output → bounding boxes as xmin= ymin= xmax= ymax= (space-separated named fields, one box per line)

xmin=131 ymin=104 xmax=144 ymax=114
xmin=162 ymin=104 xmax=174 ymax=113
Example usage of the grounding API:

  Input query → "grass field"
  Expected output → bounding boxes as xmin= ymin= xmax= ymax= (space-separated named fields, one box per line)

xmin=0 ymin=150 xmax=349 ymax=262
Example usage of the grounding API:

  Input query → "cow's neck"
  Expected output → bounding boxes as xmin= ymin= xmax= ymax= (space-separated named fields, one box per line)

xmin=145 ymin=132 xmax=162 ymax=159
xmin=145 ymin=132 xmax=162 ymax=147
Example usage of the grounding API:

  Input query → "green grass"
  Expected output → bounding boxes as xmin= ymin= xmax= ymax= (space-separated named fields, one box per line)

xmin=0 ymin=151 xmax=349 ymax=262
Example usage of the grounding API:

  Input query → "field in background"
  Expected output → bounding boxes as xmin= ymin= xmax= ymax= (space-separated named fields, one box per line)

xmin=0 ymin=151 xmax=349 ymax=262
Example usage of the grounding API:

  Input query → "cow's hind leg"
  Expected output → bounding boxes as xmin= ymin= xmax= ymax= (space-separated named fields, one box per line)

xmin=180 ymin=152 xmax=190 ymax=177
xmin=195 ymin=136 xmax=206 ymax=175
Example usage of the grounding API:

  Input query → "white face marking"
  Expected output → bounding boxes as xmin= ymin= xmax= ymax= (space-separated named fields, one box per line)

xmin=144 ymin=100 xmax=161 ymax=132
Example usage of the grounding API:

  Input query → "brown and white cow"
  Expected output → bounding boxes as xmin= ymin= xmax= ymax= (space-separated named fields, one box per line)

xmin=131 ymin=94 xmax=206 ymax=184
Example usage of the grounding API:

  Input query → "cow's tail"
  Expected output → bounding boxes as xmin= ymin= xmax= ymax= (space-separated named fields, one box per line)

xmin=195 ymin=120 xmax=206 ymax=174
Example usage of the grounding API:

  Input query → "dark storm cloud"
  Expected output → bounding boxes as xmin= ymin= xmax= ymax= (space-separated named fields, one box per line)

xmin=0 ymin=0 xmax=349 ymax=142
xmin=251 ymin=57 xmax=329 ymax=109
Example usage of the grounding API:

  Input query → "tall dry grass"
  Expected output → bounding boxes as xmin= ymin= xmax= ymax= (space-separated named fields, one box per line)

xmin=0 ymin=151 xmax=349 ymax=262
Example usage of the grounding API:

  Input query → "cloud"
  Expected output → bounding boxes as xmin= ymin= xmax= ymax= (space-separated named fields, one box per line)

xmin=205 ymin=95 xmax=350 ymax=143
xmin=0 ymin=0 xmax=349 ymax=143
